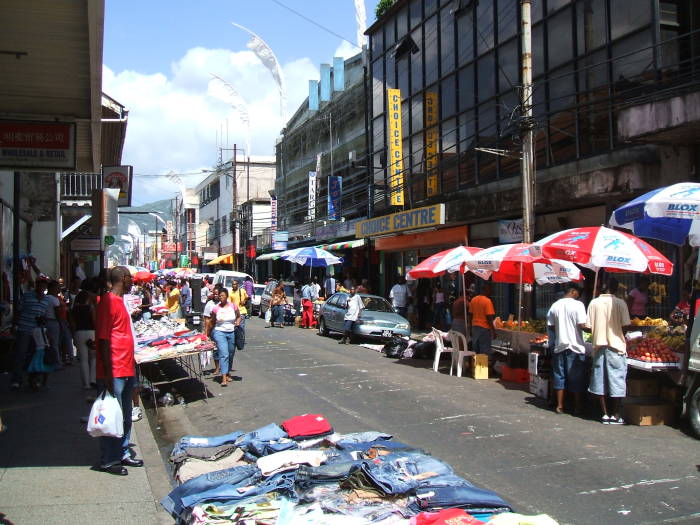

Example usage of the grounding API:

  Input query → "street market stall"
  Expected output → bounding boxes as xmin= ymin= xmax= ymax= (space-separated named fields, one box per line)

xmin=134 ymin=317 xmax=215 ymax=408
xmin=159 ymin=414 xmax=562 ymax=524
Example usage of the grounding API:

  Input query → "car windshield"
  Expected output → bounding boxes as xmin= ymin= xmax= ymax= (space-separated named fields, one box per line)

xmin=362 ymin=297 xmax=394 ymax=312
xmin=254 ymin=285 xmax=265 ymax=295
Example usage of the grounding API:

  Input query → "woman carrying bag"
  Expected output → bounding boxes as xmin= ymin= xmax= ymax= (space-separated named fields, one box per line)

xmin=207 ymin=288 xmax=241 ymax=387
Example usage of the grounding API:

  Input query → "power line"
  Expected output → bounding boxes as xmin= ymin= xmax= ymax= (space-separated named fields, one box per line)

xmin=269 ymin=0 xmax=360 ymax=49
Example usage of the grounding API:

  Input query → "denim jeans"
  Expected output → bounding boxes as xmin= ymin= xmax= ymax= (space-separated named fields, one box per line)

xmin=296 ymin=459 xmax=367 ymax=487
xmin=97 ymin=376 xmax=135 ymax=467
xmin=433 ymin=303 xmax=446 ymax=327
xmin=11 ymin=330 xmax=34 ymax=385
xmin=335 ymin=439 xmax=416 ymax=453
xmin=211 ymin=329 xmax=236 ymax=375
xmin=408 ymin=479 xmax=513 ymax=514
xmin=235 ymin=423 xmax=288 ymax=451
xmin=179 ymin=469 xmax=296 ymax=511
xmin=170 ymin=430 xmax=244 ymax=459
xmin=471 ymin=326 xmax=492 ymax=355
xmin=356 ymin=451 xmax=454 ymax=495
xmin=161 ymin=464 xmax=260 ymax=518
xmin=272 ymin=305 xmax=284 ymax=324
xmin=336 ymin=431 xmax=392 ymax=445
xmin=59 ymin=319 xmax=73 ymax=359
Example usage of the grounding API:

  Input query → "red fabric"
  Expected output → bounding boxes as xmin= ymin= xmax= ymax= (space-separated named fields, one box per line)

xmin=302 ymin=299 xmax=316 ymax=328
xmin=413 ymin=508 xmax=483 ymax=525
xmin=95 ymin=292 xmax=135 ymax=379
xmin=282 ymin=414 xmax=332 ymax=439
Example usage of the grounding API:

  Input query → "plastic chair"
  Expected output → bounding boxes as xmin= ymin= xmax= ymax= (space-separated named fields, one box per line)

xmin=448 ymin=330 xmax=475 ymax=377
xmin=432 ymin=328 xmax=451 ymax=372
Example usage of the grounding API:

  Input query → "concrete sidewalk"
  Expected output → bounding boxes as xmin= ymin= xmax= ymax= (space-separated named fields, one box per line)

xmin=0 ymin=363 xmax=172 ymax=524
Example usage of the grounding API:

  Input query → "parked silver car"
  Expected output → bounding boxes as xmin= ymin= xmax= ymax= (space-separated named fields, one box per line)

xmin=317 ymin=293 xmax=411 ymax=341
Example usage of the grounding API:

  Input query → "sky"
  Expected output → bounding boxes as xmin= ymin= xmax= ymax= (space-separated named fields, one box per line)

xmin=103 ymin=0 xmax=380 ymax=205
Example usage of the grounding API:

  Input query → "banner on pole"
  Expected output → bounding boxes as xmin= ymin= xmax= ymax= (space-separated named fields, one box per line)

xmin=270 ymin=196 xmax=277 ymax=235
xmin=308 ymin=171 xmax=317 ymax=221
xmin=424 ymin=91 xmax=439 ymax=197
xmin=327 ymin=175 xmax=342 ymax=220
xmin=387 ymin=89 xmax=404 ymax=206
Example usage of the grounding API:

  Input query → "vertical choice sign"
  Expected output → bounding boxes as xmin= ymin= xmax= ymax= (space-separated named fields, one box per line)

xmin=387 ymin=89 xmax=404 ymax=206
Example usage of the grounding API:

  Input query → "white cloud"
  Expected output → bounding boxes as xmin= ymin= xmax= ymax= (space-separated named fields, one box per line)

xmin=334 ymin=40 xmax=362 ymax=61
xmin=103 ymin=47 xmax=318 ymax=205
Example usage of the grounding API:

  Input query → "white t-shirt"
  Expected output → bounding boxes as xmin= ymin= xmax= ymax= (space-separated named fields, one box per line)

xmin=389 ymin=284 xmax=410 ymax=308
xmin=311 ymin=283 xmax=321 ymax=300
xmin=45 ymin=295 xmax=60 ymax=320
xmin=212 ymin=302 xmax=239 ymax=332
xmin=203 ymin=299 xmax=218 ymax=318
xmin=547 ymin=297 xmax=587 ymax=354
xmin=345 ymin=294 xmax=365 ymax=321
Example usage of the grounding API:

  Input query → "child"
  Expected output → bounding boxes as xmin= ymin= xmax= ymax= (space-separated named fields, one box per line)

xmin=26 ymin=324 xmax=56 ymax=390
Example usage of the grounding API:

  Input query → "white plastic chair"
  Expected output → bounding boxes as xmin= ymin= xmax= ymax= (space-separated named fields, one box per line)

xmin=448 ymin=330 xmax=475 ymax=377
xmin=432 ymin=328 xmax=451 ymax=372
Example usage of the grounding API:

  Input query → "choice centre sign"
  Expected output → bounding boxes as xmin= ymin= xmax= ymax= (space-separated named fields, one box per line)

xmin=356 ymin=204 xmax=445 ymax=238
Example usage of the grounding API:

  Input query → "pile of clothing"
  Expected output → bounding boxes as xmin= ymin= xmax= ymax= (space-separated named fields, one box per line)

xmin=135 ymin=331 xmax=215 ymax=364
xmin=161 ymin=414 xmax=555 ymax=524
xmin=135 ymin=316 xmax=186 ymax=341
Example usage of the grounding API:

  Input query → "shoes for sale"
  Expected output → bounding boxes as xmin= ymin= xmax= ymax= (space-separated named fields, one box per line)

xmin=131 ymin=407 xmax=143 ymax=422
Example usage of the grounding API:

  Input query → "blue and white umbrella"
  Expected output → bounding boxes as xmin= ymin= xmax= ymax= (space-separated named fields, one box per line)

xmin=280 ymin=246 xmax=343 ymax=267
xmin=610 ymin=182 xmax=700 ymax=246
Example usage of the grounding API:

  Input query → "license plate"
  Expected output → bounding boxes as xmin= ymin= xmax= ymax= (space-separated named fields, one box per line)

xmin=192 ymin=316 xmax=201 ymax=325
xmin=382 ymin=330 xmax=392 ymax=338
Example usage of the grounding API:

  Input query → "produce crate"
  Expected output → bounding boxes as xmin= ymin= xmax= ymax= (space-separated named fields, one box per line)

xmin=500 ymin=365 xmax=529 ymax=383
xmin=470 ymin=354 xmax=489 ymax=379
xmin=626 ymin=377 xmax=660 ymax=397
xmin=529 ymin=374 xmax=549 ymax=400
xmin=660 ymin=385 xmax=683 ymax=403
xmin=624 ymin=402 xmax=676 ymax=426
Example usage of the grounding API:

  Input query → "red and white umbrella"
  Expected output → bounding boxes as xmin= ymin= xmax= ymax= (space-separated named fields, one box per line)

xmin=462 ymin=243 xmax=545 ymax=273
xmin=407 ymin=246 xmax=483 ymax=279
xmin=474 ymin=260 xmax=582 ymax=284
xmin=534 ymin=226 xmax=673 ymax=276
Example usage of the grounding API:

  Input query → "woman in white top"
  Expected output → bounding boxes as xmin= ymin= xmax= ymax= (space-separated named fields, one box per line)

xmin=207 ymin=288 xmax=241 ymax=387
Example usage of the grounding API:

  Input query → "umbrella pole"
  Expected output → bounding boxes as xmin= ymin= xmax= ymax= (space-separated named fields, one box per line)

xmin=592 ymin=267 xmax=600 ymax=298
xmin=461 ymin=270 xmax=468 ymax=337
xmin=518 ymin=262 xmax=523 ymax=330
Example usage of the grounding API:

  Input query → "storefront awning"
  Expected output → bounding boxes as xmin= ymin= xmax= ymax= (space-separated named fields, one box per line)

xmin=256 ymin=252 xmax=285 ymax=261
xmin=207 ymin=253 xmax=234 ymax=265
xmin=323 ymin=239 xmax=365 ymax=250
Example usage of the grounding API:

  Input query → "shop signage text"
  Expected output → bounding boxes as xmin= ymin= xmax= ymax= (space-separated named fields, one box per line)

xmin=356 ymin=204 xmax=445 ymax=238
xmin=102 ymin=165 xmax=133 ymax=207
xmin=387 ymin=88 xmax=404 ymax=206
xmin=0 ymin=120 xmax=76 ymax=169
xmin=498 ymin=219 xmax=524 ymax=243
xmin=424 ymin=92 xmax=438 ymax=197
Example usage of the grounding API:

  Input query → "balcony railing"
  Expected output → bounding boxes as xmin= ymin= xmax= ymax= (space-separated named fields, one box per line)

xmin=61 ymin=173 xmax=102 ymax=200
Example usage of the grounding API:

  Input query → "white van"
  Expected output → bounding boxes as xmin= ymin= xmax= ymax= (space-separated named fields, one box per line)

xmin=213 ymin=270 xmax=254 ymax=291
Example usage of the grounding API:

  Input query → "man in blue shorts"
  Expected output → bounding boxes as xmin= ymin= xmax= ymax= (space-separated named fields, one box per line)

xmin=547 ymin=285 xmax=587 ymax=415
xmin=586 ymin=278 xmax=631 ymax=425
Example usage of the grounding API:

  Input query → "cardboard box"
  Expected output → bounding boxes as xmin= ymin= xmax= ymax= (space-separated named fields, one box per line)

xmin=471 ymin=354 xmax=489 ymax=379
xmin=624 ymin=402 xmax=676 ymax=426
xmin=660 ymin=385 xmax=682 ymax=403
xmin=529 ymin=374 xmax=549 ymax=400
xmin=627 ymin=377 xmax=660 ymax=397
xmin=528 ymin=352 xmax=539 ymax=376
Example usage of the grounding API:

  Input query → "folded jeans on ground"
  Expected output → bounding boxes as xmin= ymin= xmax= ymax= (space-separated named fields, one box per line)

xmin=170 ymin=430 xmax=244 ymax=458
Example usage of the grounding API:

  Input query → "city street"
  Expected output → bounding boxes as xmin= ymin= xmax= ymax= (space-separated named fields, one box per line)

xmin=163 ymin=318 xmax=700 ymax=525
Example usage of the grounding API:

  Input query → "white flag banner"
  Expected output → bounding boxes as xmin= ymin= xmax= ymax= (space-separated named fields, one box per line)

xmin=354 ymin=0 xmax=367 ymax=48
xmin=209 ymin=74 xmax=251 ymax=155
xmin=232 ymin=23 xmax=288 ymax=122
xmin=308 ymin=171 xmax=317 ymax=221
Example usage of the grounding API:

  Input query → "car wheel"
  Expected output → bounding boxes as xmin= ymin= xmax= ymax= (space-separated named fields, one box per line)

xmin=689 ymin=384 xmax=700 ymax=439
xmin=318 ymin=317 xmax=329 ymax=336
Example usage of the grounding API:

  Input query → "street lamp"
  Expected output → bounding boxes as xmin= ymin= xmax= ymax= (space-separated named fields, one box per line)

xmin=148 ymin=212 xmax=166 ymax=268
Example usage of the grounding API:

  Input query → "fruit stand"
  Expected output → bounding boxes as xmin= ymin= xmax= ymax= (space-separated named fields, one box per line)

xmin=626 ymin=318 xmax=685 ymax=372
xmin=493 ymin=318 xmax=548 ymax=354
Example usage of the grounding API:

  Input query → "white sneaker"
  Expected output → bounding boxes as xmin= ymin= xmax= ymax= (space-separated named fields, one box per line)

xmin=608 ymin=416 xmax=625 ymax=425
xmin=600 ymin=415 xmax=611 ymax=424
xmin=131 ymin=407 xmax=143 ymax=422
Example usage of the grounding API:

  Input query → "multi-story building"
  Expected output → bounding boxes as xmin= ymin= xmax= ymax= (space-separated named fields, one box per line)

xmin=195 ymin=156 xmax=275 ymax=269
xmin=273 ymin=52 xmax=370 ymax=280
xmin=361 ymin=0 xmax=700 ymax=313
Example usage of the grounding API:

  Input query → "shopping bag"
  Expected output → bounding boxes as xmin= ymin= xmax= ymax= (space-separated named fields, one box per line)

xmin=264 ymin=308 xmax=272 ymax=323
xmin=234 ymin=325 xmax=245 ymax=350
xmin=87 ymin=391 xmax=124 ymax=438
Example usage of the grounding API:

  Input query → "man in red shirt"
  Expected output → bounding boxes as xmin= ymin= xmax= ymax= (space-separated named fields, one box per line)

xmin=95 ymin=266 xmax=143 ymax=475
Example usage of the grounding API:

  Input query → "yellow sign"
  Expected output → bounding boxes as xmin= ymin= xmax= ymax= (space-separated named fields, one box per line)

xmin=356 ymin=204 xmax=445 ymax=238
xmin=424 ymin=92 xmax=439 ymax=197
xmin=387 ymin=88 xmax=404 ymax=206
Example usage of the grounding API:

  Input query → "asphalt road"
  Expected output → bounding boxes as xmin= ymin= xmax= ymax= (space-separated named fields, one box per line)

xmin=171 ymin=317 xmax=700 ymax=525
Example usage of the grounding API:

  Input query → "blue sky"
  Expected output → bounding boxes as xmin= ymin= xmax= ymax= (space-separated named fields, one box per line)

xmin=103 ymin=0 xmax=379 ymax=204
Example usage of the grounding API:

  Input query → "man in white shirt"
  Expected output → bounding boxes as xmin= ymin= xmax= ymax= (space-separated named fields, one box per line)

xmin=323 ymin=275 xmax=336 ymax=298
xmin=339 ymin=287 xmax=364 ymax=345
xmin=586 ymin=278 xmax=632 ymax=425
xmin=547 ymin=286 xmax=587 ymax=415
xmin=311 ymin=276 xmax=321 ymax=300
xmin=389 ymin=277 xmax=411 ymax=317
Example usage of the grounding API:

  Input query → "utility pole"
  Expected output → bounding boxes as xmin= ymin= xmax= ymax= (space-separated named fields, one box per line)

xmin=521 ymin=0 xmax=535 ymax=244
xmin=232 ymin=144 xmax=238 ymax=270
xmin=520 ymin=0 xmax=536 ymax=325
